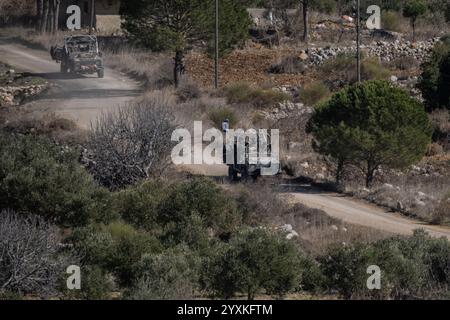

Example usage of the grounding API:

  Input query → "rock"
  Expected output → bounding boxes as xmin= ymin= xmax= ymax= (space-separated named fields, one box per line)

xmin=382 ymin=183 xmax=394 ymax=190
xmin=414 ymin=199 xmax=426 ymax=207
xmin=280 ymin=224 xmax=293 ymax=233
xmin=315 ymin=173 xmax=325 ymax=180
xmin=298 ymin=52 xmax=309 ymax=61
xmin=331 ymin=225 xmax=339 ymax=231
xmin=300 ymin=162 xmax=309 ymax=169
xmin=390 ymin=75 xmax=398 ymax=82
xmin=286 ymin=230 xmax=299 ymax=240
xmin=341 ymin=227 xmax=348 ymax=232
xmin=417 ymin=191 xmax=426 ymax=199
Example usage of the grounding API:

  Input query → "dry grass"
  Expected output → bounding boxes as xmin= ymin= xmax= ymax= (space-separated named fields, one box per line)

xmin=103 ymin=48 xmax=173 ymax=88
xmin=227 ymin=183 xmax=391 ymax=257
xmin=0 ymin=109 xmax=86 ymax=145
xmin=346 ymin=158 xmax=450 ymax=225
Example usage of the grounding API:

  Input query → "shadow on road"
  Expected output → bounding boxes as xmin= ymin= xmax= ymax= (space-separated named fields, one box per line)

xmin=22 ymin=72 xmax=83 ymax=80
xmin=277 ymin=183 xmax=333 ymax=195
xmin=46 ymin=88 xmax=142 ymax=100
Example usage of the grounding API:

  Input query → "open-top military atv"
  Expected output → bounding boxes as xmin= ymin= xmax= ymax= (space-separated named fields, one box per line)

xmin=50 ymin=35 xmax=104 ymax=78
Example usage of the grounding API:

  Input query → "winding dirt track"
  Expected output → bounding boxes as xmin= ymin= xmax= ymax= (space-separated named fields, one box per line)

xmin=0 ymin=39 xmax=141 ymax=128
xmin=2 ymin=38 xmax=450 ymax=239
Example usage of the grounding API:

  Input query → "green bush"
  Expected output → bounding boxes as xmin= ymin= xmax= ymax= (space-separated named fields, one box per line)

xmin=418 ymin=37 xmax=450 ymax=111
xmin=362 ymin=57 xmax=391 ymax=81
xmin=114 ymin=180 xmax=169 ymax=231
xmin=382 ymin=10 xmax=402 ymax=32
xmin=126 ymin=247 xmax=201 ymax=299
xmin=299 ymin=81 xmax=331 ymax=106
xmin=319 ymin=230 xmax=450 ymax=299
xmin=0 ymin=133 xmax=115 ymax=226
xmin=209 ymin=107 xmax=238 ymax=130
xmin=71 ymin=222 xmax=162 ymax=287
xmin=64 ymin=265 xmax=114 ymax=300
xmin=225 ymin=82 xmax=291 ymax=108
xmin=203 ymin=228 xmax=302 ymax=299
xmin=319 ymin=54 xmax=390 ymax=86
xmin=158 ymin=177 xmax=242 ymax=239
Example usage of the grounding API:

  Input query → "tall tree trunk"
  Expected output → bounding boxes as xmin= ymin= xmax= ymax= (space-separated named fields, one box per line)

xmin=336 ymin=159 xmax=344 ymax=185
xmin=365 ymin=164 xmax=377 ymax=188
xmin=52 ymin=0 xmax=60 ymax=34
xmin=40 ymin=0 xmax=49 ymax=33
xmin=48 ymin=0 xmax=54 ymax=34
xmin=36 ymin=0 xmax=44 ymax=31
xmin=302 ymin=0 xmax=309 ymax=43
xmin=412 ymin=19 xmax=416 ymax=42
xmin=173 ymin=50 xmax=184 ymax=88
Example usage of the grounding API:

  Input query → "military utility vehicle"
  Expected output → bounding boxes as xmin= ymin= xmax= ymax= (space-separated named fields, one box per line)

xmin=50 ymin=35 xmax=104 ymax=78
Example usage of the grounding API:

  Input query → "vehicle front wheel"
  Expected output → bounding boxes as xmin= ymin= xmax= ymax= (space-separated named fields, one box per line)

xmin=60 ymin=63 xmax=67 ymax=73
xmin=97 ymin=69 xmax=104 ymax=78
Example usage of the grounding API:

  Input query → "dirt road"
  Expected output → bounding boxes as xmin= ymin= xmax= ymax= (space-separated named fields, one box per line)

xmin=281 ymin=184 xmax=450 ymax=239
xmin=2 ymin=38 xmax=449 ymax=240
xmin=0 ymin=39 xmax=141 ymax=128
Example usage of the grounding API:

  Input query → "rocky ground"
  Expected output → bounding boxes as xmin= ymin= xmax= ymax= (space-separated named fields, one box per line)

xmin=186 ymin=36 xmax=439 ymax=88
xmin=0 ymin=62 xmax=48 ymax=107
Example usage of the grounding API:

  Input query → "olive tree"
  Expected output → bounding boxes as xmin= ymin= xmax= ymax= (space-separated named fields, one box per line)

xmin=309 ymin=80 xmax=432 ymax=188
xmin=204 ymin=228 xmax=302 ymax=300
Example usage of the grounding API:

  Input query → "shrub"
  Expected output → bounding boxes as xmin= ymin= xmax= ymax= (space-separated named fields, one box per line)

xmin=309 ymin=80 xmax=432 ymax=187
xmin=418 ymin=37 xmax=450 ymax=111
xmin=126 ymin=247 xmax=201 ymax=299
xmin=299 ymin=81 xmax=331 ymax=106
xmin=71 ymin=222 xmax=162 ymax=287
xmin=382 ymin=10 xmax=402 ymax=32
xmin=114 ymin=180 xmax=169 ymax=231
xmin=64 ymin=265 xmax=114 ymax=300
xmin=426 ymin=142 xmax=444 ymax=156
xmin=0 ymin=133 xmax=114 ymax=226
xmin=177 ymin=81 xmax=201 ymax=102
xmin=431 ymin=193 xmax=450 ymax=225
xmin=0 ymin=211 xmax=71 ymax=296
xmin=269 ymin=55 xmax=308 ymax=74
xmin=158 ymin=177 xmax=241 ymax=238
xmin=320 ymin=230 xmax=450 ymax=299
xmin=209 ymin=107 xmax=238 ymax=129
xmin=203 ymin=228 xmax=302 ymax=299
xmin=225 ymin=82 xmax=255 ymax=104
xmin=361 ymin=58 xmax=391 ymax=81
xmin=387 ymin=56 xmax=419 ymax=71
xmin=87 ymin=94 xmax=176 ymax=190
xmin=225 ymin=82 xmax=291 ymax=108
xmin=319 ymin=54 xmax=390 ymax=87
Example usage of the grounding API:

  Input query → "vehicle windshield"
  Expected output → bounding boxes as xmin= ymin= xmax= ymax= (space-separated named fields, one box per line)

xmin=65 ymin=36 xmax=98 ymax=54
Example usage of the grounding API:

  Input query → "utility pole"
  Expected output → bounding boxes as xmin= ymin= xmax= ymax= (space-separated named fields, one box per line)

xmin=356 ymin=0 xmax=361 ymax=83
xmin=89 ymin=0 xmax=95 ymax=35
xmin=214 ymin=0 xmax=219 ymax=89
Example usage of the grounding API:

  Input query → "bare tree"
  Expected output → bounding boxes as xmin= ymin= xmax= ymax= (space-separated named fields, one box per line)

xmin=86 ymin=93 xmax=177 ymax=190
xmin=0 ymin=210 xmax=67 ymax=296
